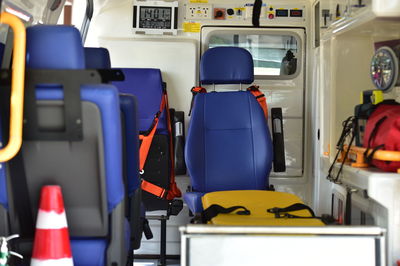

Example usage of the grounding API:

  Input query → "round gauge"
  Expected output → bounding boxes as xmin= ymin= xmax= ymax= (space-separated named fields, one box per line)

xmin=370 ymin=46 xmax=399 ymax=92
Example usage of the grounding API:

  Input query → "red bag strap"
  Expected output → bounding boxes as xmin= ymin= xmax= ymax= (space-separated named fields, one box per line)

xmin=247 ymin=85 xmax=268 ymax=119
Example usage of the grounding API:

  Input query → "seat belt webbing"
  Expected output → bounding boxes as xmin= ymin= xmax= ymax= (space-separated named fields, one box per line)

xmin=267 ymin=203 xmax=319 ymax=219
xmin=201 ymin=204 xmax=251 ymax=223
xmin=139 ymin=91 xmax=182 ymax=200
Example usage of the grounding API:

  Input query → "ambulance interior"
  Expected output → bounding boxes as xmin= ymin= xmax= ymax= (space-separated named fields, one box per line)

xmin=0 ymin=0 xmax=399 ymax=265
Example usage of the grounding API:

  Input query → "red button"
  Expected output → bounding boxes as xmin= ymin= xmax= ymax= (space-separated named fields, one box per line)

xmin=268 ymin=13 xmax=274 ymax=19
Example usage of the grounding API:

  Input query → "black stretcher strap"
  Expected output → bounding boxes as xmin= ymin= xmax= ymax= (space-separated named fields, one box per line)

xmin=267 ymin=203 xmax=318 ymax=219
xmin=201 ymin=204 xmax=251 ymax=223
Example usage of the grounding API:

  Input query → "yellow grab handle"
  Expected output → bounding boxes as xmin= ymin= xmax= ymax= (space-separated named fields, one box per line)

xmin=0 ymin=12 xmax=26 ymax=162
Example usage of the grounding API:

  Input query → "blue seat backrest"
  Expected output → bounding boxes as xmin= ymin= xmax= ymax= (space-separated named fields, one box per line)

xmin=200 ymin=47 xmax=254 ymax=85
xmin=26 ymin=25 xmax=124 ymax=212
xmin=84 ymin=47 xmax=140 ymax=195
xmin=84 ymin=47 xmax=111 ymax=69
xmin=0 ymin=42 xmax=4 ymax=67
xmin=23 ymin=25 xmax=127 ymax=266
xmin=112 ymin=68 xmax=168 ymax=134
xmin=185 ymin=47 xmax=273 ymax=192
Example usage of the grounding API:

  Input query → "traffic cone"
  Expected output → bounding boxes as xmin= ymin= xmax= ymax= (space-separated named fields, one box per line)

xmin=31 ymin=185 xmax=73 ymax=266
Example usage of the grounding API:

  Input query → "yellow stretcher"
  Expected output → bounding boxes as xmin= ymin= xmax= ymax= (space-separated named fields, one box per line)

xmin=202 ymin=190 xmax=325 ymax=226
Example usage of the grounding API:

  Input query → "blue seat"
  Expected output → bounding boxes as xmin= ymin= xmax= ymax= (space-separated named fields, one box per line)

xmin=184 ymin=47 xmax=273 ymax=213
xmin=112 ymin=68 xmax=183 ymax=212
xmin=84 ymin=47 xmax=146 ymax=251
xmin=112 ymin=68 xmax=168 ymax=135
xmin=0 ymin=25 xmax=128 ymax=266
xmin=84 ymin=47 xmax=140 ymax=197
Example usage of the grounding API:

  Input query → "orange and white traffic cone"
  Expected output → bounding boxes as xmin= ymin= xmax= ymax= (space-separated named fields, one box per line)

xmin=31 ymin=185 xmax=74 ymax=266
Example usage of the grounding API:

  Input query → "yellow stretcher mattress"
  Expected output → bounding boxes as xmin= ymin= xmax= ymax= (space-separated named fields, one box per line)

xmin=201 ymin=190 xmax=325 ymax=226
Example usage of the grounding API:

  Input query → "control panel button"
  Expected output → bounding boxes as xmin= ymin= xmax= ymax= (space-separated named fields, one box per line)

xmin=268 ymin=13 xmax=274 ymax=19
xmin=227 ymin=8 xmax=234 ymax=16
xmin=214 ymin=8 xmax=226 ymax=20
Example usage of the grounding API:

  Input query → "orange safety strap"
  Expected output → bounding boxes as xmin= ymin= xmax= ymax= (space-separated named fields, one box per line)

xmin=139 ymin=91 xmax=182 ymax=199
xmin=164 ymin=92 xmax=182 ymax=200
xmin=247 ymin=85 xmax=268 ymax=119
xmin=139 ymin=95 xmax=165 ymax=172
xmin=141 ymin=180 xmax=167 ymax=198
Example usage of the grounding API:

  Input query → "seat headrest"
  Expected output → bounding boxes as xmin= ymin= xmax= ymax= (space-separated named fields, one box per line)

xmin=26 ymin=25 xmax=85 ymax=69
xmin=84 ymin=47 xmax=111 ymax=69
xmin=200 ymin=47 xmax=254 ymax=85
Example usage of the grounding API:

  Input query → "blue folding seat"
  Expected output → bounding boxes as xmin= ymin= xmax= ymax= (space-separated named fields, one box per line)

xmin=84 ymin=46 xmax=147 ymax=251
xmin=112 ymin=68 xmax=182 ymax=212
xmin=184 ymin=47 xmax=274 ymax=214
xmin=0 ymin=25 xmax=129 ymax=265
xmin=112 ymin=67 xmax=183 ymax=266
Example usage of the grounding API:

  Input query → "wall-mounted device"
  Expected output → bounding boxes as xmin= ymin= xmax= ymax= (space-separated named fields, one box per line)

xmin=133 ymin=1 xmax=178 ymax=35
xmin=371 ymin=46 xmax=400 ymax=92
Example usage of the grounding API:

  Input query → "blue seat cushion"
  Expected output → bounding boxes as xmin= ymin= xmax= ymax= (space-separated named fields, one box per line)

xmin=71 ymin=217 xmax=130 ymax=266
xmin=184 ymin=192 xmax=205 ymax=214
xmin=200 ymin=47 xmax=254 ymax=85
xmin=36 ymin=84 xmax=124 ymax=212
xmin=185 ymin=91 xmax=273 ymax=193
xmin=112 ymin=68 xmax=168 ymax=134
xmin=0 ymin=42 xmax=4 ymax=67
xmin=71 ymin=238 xmax=107 ymax=266
xmin=85 ymin=47 xmax=111 ymax=69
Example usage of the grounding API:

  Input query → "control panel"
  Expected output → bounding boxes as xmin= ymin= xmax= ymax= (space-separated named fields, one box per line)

xmin=184 ymin=2 xmax=305 ymax=24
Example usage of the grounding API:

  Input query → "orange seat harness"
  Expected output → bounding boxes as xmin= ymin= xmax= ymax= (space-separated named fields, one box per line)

xmin=191 ymin=85 xmax=268 ymax=120
xmin=139 ymin=90 xmax=181 ymax=200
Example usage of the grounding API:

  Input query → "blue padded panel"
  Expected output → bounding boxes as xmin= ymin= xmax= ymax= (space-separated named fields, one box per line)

xmin=36 ymin=85 xmax=124 ymax=212
xmin=0 ymin=116 xmax=7 ymax=209
xmin=85 ymin=47 xmax=111 ymax=69
xmin=0 ymin=43 xmax=4 ymax=67
xmin=26 ymin=25 xmax=85 ymax=69
xmin=185 ymin=91 xmax=273 ymax=192
xmin=71 ymin=238 xmax=107 ymax=266
xmin=112 ymin=68 xmax=168 ymax=134
xmin=119 ymin=94 xmax=140 ymax=195
xmin=184 ymin=192 xmax=205 ymax=214
xmin=200 ymin=47 xmax=254 ymax=85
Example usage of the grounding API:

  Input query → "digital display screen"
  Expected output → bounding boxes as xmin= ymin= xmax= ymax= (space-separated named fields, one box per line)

xmin=290 ymin=9 xmax=303 ymax=17
xmin=275 ymin=9 xmax=288 ymax=17
xmin=139 ymin=7 xmax=172 ymax=29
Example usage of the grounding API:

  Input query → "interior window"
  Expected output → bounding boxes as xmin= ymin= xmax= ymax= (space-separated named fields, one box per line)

xmin=208 ymin=33 xmax=299 ymax=77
